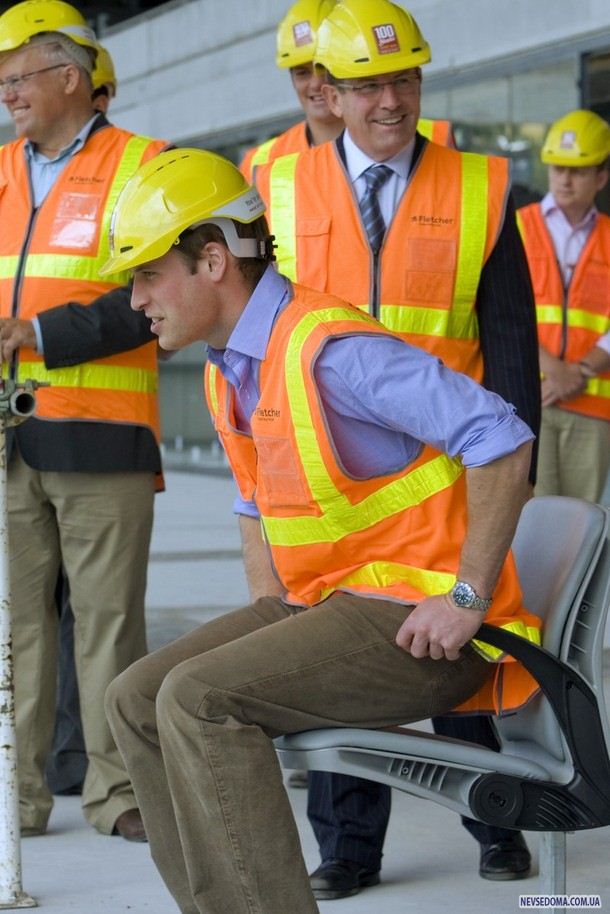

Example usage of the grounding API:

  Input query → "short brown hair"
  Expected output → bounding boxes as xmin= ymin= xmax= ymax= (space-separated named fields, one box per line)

xmin=174 ymin=216 xmax=272 ymax=288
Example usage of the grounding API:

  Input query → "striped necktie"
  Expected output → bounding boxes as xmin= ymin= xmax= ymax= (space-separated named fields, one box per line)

xmin=359 ymin=164 xmax=393 ymax=252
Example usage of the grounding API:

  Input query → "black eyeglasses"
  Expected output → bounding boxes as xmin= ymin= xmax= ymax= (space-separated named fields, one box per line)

xmin=336 ymin=73 xmax=421 ymax=100
xmin=0 ymin=63 xmax=69 ymax=97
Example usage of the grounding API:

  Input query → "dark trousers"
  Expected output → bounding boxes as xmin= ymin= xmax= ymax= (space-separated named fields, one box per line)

xmin=307 ymin=715 xmax=522 ymax=870
xmin=44 ymin=574 xmax=88 ymax=795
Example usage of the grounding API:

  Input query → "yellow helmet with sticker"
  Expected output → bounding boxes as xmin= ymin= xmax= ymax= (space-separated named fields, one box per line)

xmin=314 ymin=0 xmax=430 ymax=79
xmin=276 ymin=0 xmax=337 ymax=69
xmin=541 ymin=109 xmax=610 ymax=167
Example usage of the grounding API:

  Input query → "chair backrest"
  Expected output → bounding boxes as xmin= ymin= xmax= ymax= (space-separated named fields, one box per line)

xmin=496 ymin=496 xmax=610 ymax=772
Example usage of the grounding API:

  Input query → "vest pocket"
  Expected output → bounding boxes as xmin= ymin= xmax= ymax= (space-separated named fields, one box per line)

xmin=403 ymin=237 xmax=456 ymax=305
xmin=254 ymin=435 xmax=312 ymax=509
xmin=528 ymin=255 xmax=550 ymax=298
xmin=578 ymin=263 xmax=610 ymax=310
xmin=295 ymin=216 xmax=331 ymax=291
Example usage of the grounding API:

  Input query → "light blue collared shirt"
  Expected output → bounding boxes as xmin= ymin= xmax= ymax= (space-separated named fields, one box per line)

xmin=342 ymin=129 xmax=414 ymax=227
xmin=25 ymin=113 xmax=99 ymax=208
xmin=208 ymin=267 xmax=534 ymax=517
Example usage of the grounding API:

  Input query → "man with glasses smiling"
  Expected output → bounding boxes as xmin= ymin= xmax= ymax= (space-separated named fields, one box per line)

xmin=240 ymin=0 xmax=455 ymax=185
xmin=0 ymin=0 xmax=166 ymax=842
xmin=255 ymin=0 xmax=540 ymax=899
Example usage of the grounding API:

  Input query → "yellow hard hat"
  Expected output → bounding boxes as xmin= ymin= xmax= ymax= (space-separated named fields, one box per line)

xmin=101 ymin=149 xmax=268 ymax=276
xmin=276 ymin=0 xmax=336 ymax=69
xmin=314 ymin=0 xmax=430 ymax=79
xmin=92 ymin=44 xmax=116 ymax=95
xmin=541 ymin=110 xmax=610 ymax=167
xmin=0 ymin=0 xmax=98 ymax=54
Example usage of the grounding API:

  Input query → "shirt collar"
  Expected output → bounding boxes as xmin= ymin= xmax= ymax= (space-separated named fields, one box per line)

xmin=25 ymin=112 xmax=99 ymax=164
xmin=343 ymin=129 xmax=414 ymax=185
xmin=541 ymin=191 xmax=598 ymax=230
xmin=207 ymin=265 xmax=291 ymax=366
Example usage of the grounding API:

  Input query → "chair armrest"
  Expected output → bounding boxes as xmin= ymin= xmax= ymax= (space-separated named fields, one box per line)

xmin=475 ymin=623 xmax=610 ymax=788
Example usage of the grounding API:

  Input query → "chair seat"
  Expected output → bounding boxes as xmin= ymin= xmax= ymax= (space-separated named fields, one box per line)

xmin=275 ymin=727 xmax=553 ymax=779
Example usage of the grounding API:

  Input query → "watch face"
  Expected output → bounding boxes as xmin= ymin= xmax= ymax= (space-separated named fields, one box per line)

xmin=452 ymin=581 xmax=475 ymax=607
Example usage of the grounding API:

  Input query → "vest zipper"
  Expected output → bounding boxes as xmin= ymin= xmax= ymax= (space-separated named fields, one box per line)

xmin=559 ymin=275 xmax=570 ymax=361
xmin=10 ymin=171 xmax=40 ymax=380
xmin=371 ymin=250 xmax=381 ymax=319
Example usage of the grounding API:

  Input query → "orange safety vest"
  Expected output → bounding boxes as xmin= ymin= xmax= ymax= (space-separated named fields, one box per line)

xmin=256 ymin=139 xmax=509 ymax=382
xmin=416 ymin=117 xmax=455 ymax=148
xmin=517 ymin=203 xmax=610 ymax=421
xmin=240 ymin=122 xmax=309 ymax=183
xmin=241 ymin=118 xmax=455 ymax=182
xmin=205 ymin=285 xmax=541 ymax=715
xmin=0 ymin=126 xmax=166 ymax=438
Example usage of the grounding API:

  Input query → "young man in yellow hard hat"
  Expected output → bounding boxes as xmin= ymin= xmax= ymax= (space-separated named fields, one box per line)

xmin=517 ymin=109 xmax=610 ymax=503
xmin=103 ymin=146 xmax=538 ymax=914
xmin=255 ymin=0 xmax=539 ymax=895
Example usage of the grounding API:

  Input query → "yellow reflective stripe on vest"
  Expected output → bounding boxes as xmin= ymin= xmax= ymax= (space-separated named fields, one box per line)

xmin=536 ymin=304 xmax=609 ymax=335
xmin=96 ymin=135 xmax=153 ymax=280
xmin=207 ymin=363 xmax=219 ymax=414
xmin=453 ymin=152 xmax=487 ymax=318
xmin=268 ymin=153 xmax=300 ymax=281
xmin=320 ymin=561 xmax=456 ymax=601
xmin=586 ymin=377 xmax=610 ymax=399
xmin=17 ymin=360 xmax=157 ymax=393
xmin=261 ymin=308 xmax=464 ymax=547
xmin=515 ymin=210 xmax=525 ymax=239
xmin=473 ymin=622 xmax=542 ymax=662
xmin=5 ymin=136 xmax=152 ymax=288
xmin=379 ymin=303 xmax=479 ymax=339
xmin=14 ymin=252 xmax=122 ymax=282
xmin=251 ymin=137 xmax=277 ymax=168
xmin=417 ymin=118 xmax=434 ymax=140
xmin=0 ymin=255 xmax=19 ymax=279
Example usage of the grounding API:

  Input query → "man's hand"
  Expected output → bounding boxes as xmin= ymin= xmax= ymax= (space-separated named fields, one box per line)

xmin=0 ymin=319 xmax=37 ymax=361
xmin=539 ymin=351 xmax=586 ymax=406
xmin=395 ymin=593 xmax=484 ymax=660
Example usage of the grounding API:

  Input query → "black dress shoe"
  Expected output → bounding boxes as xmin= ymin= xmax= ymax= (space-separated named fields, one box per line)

xmin=309 ymin=859 xmax=380 ymax=900
xmin=479 ymin=834 xmax=531 ymax=881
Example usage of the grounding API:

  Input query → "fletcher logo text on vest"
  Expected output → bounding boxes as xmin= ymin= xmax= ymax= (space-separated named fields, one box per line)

xmin=255 ymin=407 xmax=281 ymax=421
xmin=411 ymin=214 xmax=455 ymax=226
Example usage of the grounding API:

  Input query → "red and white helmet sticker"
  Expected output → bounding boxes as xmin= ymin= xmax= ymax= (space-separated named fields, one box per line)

xmin=559 ymin=130 xmax=577 ymax=149
xmin=372 ymin=23 xmax=401 ymax=55
xmin=293 ymin=20 xmax=314 ymax=47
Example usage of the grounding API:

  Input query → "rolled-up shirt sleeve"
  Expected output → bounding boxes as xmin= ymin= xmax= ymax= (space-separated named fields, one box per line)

xmin=596 ymin=330 xmax=610 ymax=355
xmin=233 ymin=491 xmax=260 ymax=518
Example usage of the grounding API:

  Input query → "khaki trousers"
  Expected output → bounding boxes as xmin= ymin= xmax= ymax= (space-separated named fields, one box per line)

xmin=106 ymin=592 xmax=492 ymax=914
xmin=535 ymin=406 xmax=610 ymax=503
xmin=8 ymin=451 xmax=154 ymax=834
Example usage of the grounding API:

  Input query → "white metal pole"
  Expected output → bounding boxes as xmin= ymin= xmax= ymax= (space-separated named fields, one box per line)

xmin=0 ymin=415 xmax=36 ymax=909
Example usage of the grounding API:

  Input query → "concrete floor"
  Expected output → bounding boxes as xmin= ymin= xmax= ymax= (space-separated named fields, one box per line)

xmin=13 ymin=471 xmax=610 ymax=912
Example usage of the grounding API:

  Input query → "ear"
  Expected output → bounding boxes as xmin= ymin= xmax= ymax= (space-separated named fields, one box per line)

xmin=199 ymin=241 xmax=229 ymax=282
xmin=595 ymin=167 xmax=609 ymax=194
xmin=321 ymin=82 xmax=344 ymax=119
xmin=62 ymin=62 xmax=84 ymax=96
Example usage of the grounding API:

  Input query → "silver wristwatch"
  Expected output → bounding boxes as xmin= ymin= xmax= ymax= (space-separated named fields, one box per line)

xmin=449 ymin=580 xmax=492 ymax=612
